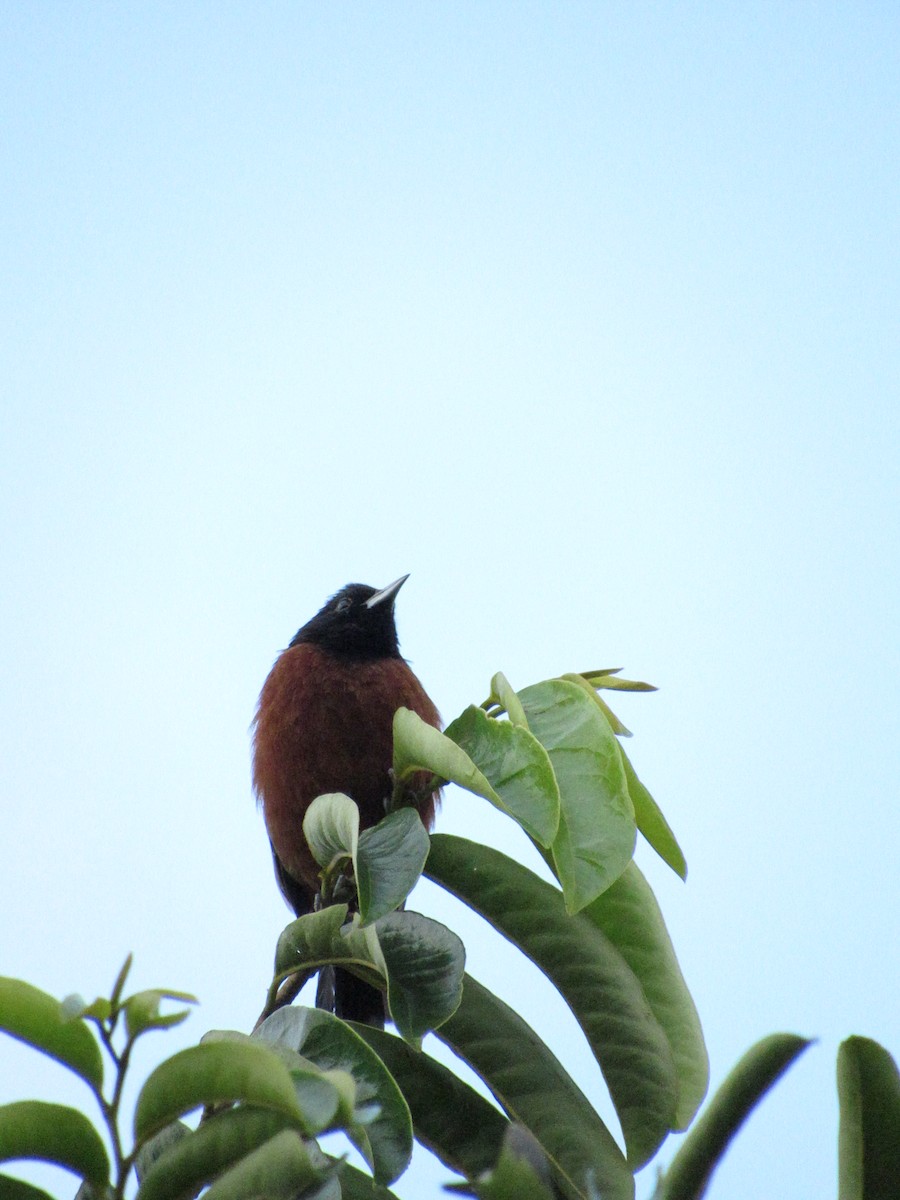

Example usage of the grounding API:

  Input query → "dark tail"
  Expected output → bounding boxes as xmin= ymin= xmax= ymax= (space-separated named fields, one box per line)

xmin=316 ymin=965 xmax=385 ymax=1028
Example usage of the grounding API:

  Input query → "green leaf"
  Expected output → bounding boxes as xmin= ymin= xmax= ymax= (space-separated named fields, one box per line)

xmin=356 ymin=809 xmax=430 ymax=925
xmin=444 ymin=706 xmax=559 ymax=846
xmin=134 ymin=1120 xmax=192 ymax=1184
xmin=617 ymin=748 xmax=687 ymax=880
xmin=377 ymin=911 xmax=465 ymax=1041
xmin=486 ymin=672 xmax=529 ymax=727
xmin=303 ymin=793 xmax=359 ymax=870
xmin=335 ymin=1161 xmax=401 ymax=1199
xmin=124 ymin=989 xmax=197 ymax=1038
xmin=135 ymin=1108 xmax=299 ymax=1200
xmin=134 ymin=1040 xmax=305 ymax=1143
xmin=579 ymin=674 xmax=657 ymax=693
xmin=837 ymin=1036 xmax=900 ymax=1200
xmin=110 ymin=955 xmax=133 ymax=1009
xmin=438 ymin=975 xmax=634 ymax=1200
xmin=0 ymin=978 xmax=104 ymax=1090
xmin=426 ymin=835 xmax=676 ymax=1168
xmin=73 ymin=1183 xmax=112 ymax=1200
xmin=658 ymin=1033 xmax=812 ymax=1200
xmin=275 ymin=905 xmax=350 ymax=973
xmin=351 ymin=1024 xmax=507 ymax=1178
xmin=202 ymin=1130 xmax=333 ymax=1200
xmin=0 ymin=1101 xmax=109 ymax=1189
xmin=274 ymin=906 xmax=463 ymax=1043
xmin=458 ymin=1124 xmax=559 ymax=1200
xmin=62 ymin=995 xmax=112 ymax=1023
xmin=518 ymin=680 xmax=636 ymax=913
xmin=273 ymin=907 xmax=387 ymax=1025
xmin=583 ymin=864 xmax=708 ymax=1131
xmin=256 ymin=1005 xmax=413 ymax=1185
xmin=0 ymin=1174 xmax=57 ymax=1200
xmin=561 ymin=674 xmax=633 ymax=736
xmin=392 ymin=707 xmax=501 ymax=805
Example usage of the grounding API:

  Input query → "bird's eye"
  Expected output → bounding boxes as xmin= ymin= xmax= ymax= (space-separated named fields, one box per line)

xmin=335 ymin=597 xmax=353 ymax=614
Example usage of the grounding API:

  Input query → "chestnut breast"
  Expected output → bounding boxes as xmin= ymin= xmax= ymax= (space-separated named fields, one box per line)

xmin=253 ymin=642 xmax=440 ymax=892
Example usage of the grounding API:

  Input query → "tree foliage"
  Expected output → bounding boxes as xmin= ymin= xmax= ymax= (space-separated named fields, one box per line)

xmin=0 ymin=669 xmax=896 ymax=1198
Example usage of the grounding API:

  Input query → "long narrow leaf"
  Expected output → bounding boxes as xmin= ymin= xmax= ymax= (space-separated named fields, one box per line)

xmin=426 ymin=834 xmax=676 ymax=1168
xmin=617 ymin=749 xmax=686 ymax=880
xmin=437 ymin=975 xmax=634 ymax=1200
xmin=837 ymin=1035 xmax=900 ymax=1200
xmin=657 ymin=1033 xmax=812 ymax=1200
xmin=583 ymin=864 xmax=707 ymax=1129
xmin=351 ymin=1023 xmax=508 ymax=1178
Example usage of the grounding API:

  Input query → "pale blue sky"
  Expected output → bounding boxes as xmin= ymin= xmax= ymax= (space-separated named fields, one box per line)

xmin=1 ymin=5 xmax=897 ymax=1198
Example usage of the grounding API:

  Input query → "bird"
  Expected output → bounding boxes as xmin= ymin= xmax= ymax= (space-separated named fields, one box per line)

xmin=252 ymin=575 xmax=441 ymax=1026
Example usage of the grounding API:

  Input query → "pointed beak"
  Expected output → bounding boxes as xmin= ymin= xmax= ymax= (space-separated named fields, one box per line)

xmin=365 ymin=574 xmax=409 ymax=610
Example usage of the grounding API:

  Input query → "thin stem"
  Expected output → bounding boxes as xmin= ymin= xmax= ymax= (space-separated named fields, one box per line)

xmin=91 ymin=1016 xmax=135 ymax=1198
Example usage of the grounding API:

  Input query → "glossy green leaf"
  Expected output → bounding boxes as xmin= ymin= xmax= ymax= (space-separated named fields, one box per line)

xmin=0 ymin=1101 xmax=109 ymax=1189
xmin=275 ymin=905 xmax=368 ymax=978
xmin=273 ymin=907 xmax=387 ymax=1026
xmin=427 ymin=834 xmax=676 ymax=1167
xmin=392 ymin=707 xmax=501 ymax=805
xmin=256 ymin=1005 xmax=413 ymax=1185
xmin=444 ymin=706 xmax=559 ymax=846
xmin=838 ymin=1035 xmax=900 ymax=1200
xmin=617 ymin=748 xmax=686 ymax=880
xmin=134 ymin=1040 xmax=304 ymax=1143
xmin=583 ymin=864 xmax=708 ymax=1130
xmin=438 ymin=975 xmax=634 ymax=1200
xmin=658 ymin=1033 xmax=812 ymax=1200
xmin=202 ymin=1130 xmax=332 ymax=1200
xmin=356 ymin=809 xmax=430 ymax=925
xmin=303 ymin=793 xmax=359 ymax=870
xmin=124 ymin=989 xmax=197 ymax=1038
xmin=377 ymin=911 xmax=465 ymax=1042
xmin=0 ymin=1174 xmax=57 ymax=1200
xmin=518 ymin=680 xmax=636 ymax=912
xmin=0 ymin=978 xmax=103 ymax=1090
xmin=275 ymin=904 xmax=350 ymax=972
xmin=135 ymin=1109 xmax=295 ymax=1200
xmin=351 ymin=1024 xmax=507 ymax=1178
